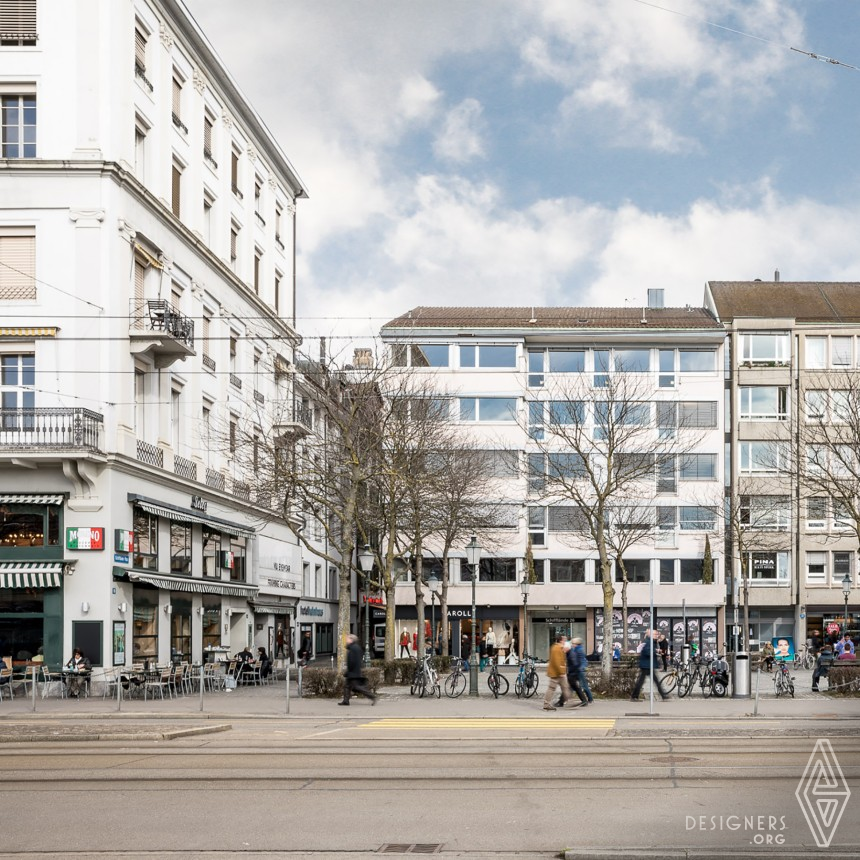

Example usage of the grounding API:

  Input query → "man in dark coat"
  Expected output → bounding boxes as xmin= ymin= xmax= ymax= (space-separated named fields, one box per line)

xmin=631 ymin=630 xmax=670 ymax=702
xmin=338 ymin=634 xmax=377 ymax=706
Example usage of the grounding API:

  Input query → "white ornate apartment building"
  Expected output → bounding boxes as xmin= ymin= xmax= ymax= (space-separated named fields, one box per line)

xmin=381 ymin=295 xmax=727 ymax=660
xmin=0 ymin=0 xmax=336 ymax=670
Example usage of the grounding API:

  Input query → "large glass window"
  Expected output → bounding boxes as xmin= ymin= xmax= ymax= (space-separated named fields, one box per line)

xmin=410 ymin=344 xmax=449 ymax=367
xmin=740 ymin=442 xmax=786 ymax=474
xmin=616 ymin=558 xmax=650 ymax=582
xmin=659 ymin=559 xmax=675 ymax=583
xmin=170 ymin=522 xmax=192 ymax=574
xmin=202 ymin=528 xmax=221 ymax=577
xmin=478 ymin=345 xmax=516 ymax=367
xmin=459 ymin=397 xmax=517 ymax=422
xmin=679 ymin=506 xmax=716 ymax=531
xmin=747 ymin=551 xmax=790 ymax=582
xmin=739 ymin=387 xmax=788 ymax=420
xmin=527 ymin=350 xmax=544 ymax=387
xmin=478 ymin=558 xmax=516 ymax=582
xmin=201 ymin=595 xmax=221 ymax=652
xmin=679 ymin=453 xmax=717 ymax=480
xmin=679 ymin=350 xmax=716 ymax=372
xmin=680 ymin=559 xmax=704 ymax=583
xmin=1 ymin=354 xmax=35 ymax=425
xmin=805 ymin=337 xmax=826 ymax=369
xmin=547 ymin=452 xmax=587 ymax=479
xmin=614 ymin=349 xmax=650 ymax=372
xmin=547 ymin=506 xmax=589 ymax=532
xmin=0 ymin=504 xmax=59 ymax=547
xmin=549 ymin=401 xmax=584 ymax=425
xmin=806 ymin=552 xmax=827 ymax=585
xmin=550 ymin=559 xmax=585 ymax=582
xmin=832 ymin=337 xmax=852 ymax=367
xmin=740 ymin=333 xmax=789 ymax=365
xmin=548 ymin=349 xmax=585 ymax=372
xmin=229 ymin=536 xmax=246 ymax=582
xmin=170 ymin=594 xmax=191 ymax=662
xmin=483 ymin=450 xmax=519 ymax=478
xmin=740 ymin=496 xmax=790 ymax=530
xmin=133 ymin=506 xmax=158 ymax=570
xmin=131 ymin=588 xmax=158 ymax=661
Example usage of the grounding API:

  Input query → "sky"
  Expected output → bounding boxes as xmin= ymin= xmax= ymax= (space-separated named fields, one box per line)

xmin=182 ymin=0 xmax=860 ymax=351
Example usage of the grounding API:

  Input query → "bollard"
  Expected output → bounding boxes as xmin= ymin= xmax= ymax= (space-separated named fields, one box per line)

xmin=117 ymin=667 xmax=122 ymax=712
xmin=297 ymin=661 xmax=303 ymax=698
xmin=753 ymin=666 xmax=761 ymax=717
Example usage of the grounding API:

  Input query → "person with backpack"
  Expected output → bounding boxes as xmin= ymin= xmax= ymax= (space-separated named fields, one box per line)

xmin=812 ymin=644 xmax=835 ymax=692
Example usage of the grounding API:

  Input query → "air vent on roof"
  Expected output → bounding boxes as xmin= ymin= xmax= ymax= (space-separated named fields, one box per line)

xmin=577 ymin=318 xmax=589 ymax=323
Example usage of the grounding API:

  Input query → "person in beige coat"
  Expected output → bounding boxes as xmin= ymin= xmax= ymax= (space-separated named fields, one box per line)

xmin=543 ymin=635 xmax=574 ymax=710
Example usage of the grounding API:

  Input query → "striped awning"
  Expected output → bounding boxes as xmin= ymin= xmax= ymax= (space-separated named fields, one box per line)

xmin=0 ymin=327 xmax=57 ymax=338
xmin=0 ymin=561 xmax=65 ymax=588
xmin=132 ymin=500 xmax=255 ymax=539
xmin=0 ymin=494 xmax=64 ymax=505
xmin=123 ymin=569 xmax=258 ymax=598
xmin=250 ymin=601 xmax=296 ymax=614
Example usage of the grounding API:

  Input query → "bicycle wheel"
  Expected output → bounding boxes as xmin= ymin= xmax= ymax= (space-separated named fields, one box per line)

xmin=701 ymin=675 xmax=713 ymax=698
xmin=434 ymin=678 xmax=441 ymax=698
xmin=514 ymin=676 xmax=524 ymax=698
xmin=445 ymin=672 xmax=466 ymax=698
xmin=524 ymin=669 xmax=539 ymax=697
xmin=410 ymin=670 xmax=422 ymax=696
xmin=417 ymin=673 xmax=427 ymax=698
xmin=488 ymin=672 xmax=500 ymax=698
xmin=496 ymin=674 xmax=509 ymax=696
xmin=661 ymin=671 xmax=678 ymax=695
xmin=676 ymin=673 xmax=690 ymax=698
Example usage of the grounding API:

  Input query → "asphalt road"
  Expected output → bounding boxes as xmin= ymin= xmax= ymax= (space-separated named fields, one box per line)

xmin=1 ymin=715 xmax=858 ymax=859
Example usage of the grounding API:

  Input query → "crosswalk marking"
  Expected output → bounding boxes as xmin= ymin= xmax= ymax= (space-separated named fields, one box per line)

xmin=358 ymin=718 xmax=615 ymax=730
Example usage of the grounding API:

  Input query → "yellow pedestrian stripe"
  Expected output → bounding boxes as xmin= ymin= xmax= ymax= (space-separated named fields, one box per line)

xmin=358 ymin=718 xmax=615 ymax=730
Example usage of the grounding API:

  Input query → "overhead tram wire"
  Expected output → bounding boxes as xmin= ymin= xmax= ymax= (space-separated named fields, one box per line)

xmin=627 ymin=0 xmax=860 ymax=72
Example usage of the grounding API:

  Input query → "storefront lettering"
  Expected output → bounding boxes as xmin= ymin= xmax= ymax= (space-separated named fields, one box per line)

xmin=300 ymin=606 xmax=324 ymax=617
xmin=190 ymin=495 xmax=208 ymax=512
xmin=266 ymin=577 xmax=297 ymax=590
xmin=448 ymin=609 xmax=475 ymax=618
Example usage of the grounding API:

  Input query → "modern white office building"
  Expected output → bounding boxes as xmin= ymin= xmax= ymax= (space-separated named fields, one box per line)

xmin=0 ymin=0 xmax=323 ymax=670
xmin=381 ymin=295 xmax=727 ymax=660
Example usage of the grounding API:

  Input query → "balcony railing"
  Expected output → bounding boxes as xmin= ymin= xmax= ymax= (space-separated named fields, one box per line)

xmin=233 ymin=480 xmax=251 ymax=501
xmin=229 ymin=373 xmax=242 ymax=390
xmin=0 ymin=408 xmax=104 ymax=453
xmin=171 ymin=112 xmax=188 ymax=135
xmin=129 ymin=299 xmax=196 ymax=369
xmin=134 ymin=61 xmax=153 ymax=92
xmin=174 ymin=454 xmax=197 ymax=481
xmin=202 ymin=354 xmax=216 ymax=372
xmin=206 ymin=468 xmax=226 ymax=491
xmin=203 ymin=148 xmax=218 ymax=170
xmin=273 ymin=403 xmax=313 ymax=438
xmin=136 ymin=439 xmax=164 ymax=468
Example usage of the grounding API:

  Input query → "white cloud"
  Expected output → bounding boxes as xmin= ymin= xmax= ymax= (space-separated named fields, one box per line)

xmin=433 ymin=99 xmax=486 ymax=163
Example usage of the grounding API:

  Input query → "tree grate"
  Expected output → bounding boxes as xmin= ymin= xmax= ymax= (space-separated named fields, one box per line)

xmin=379 ymin=845 xmax=443 ymax=854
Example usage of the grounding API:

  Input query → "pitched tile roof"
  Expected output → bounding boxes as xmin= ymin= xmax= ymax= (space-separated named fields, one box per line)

xmin=382 ymin=306 xmax=721 ymax=331
xmin=708 ymin=282 xmax=860 ymax=323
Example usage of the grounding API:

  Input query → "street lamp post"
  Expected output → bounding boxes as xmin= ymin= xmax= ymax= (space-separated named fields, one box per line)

xmin=358 ymin=545 xmax=374 ymax=666
xmin=428 ymin=574 xmax=440 ymax=655
xmin=466 ymin=535 xmax=482 ymax=697
xmin=842 ymin=573 xmax=852 ymax=638
xmin=520 ymin=576 xmax=530 ymax=659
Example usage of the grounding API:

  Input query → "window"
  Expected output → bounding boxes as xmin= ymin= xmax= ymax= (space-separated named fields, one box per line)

xmin=616 ymin=558 xmax=650 ymax=582
xmin=549 ymin=349 xmax=585 ymax=373
xmin=202 ymin=528 xmax=221 ymax=578
xmin=0 ymin=1 xmax=37 ymax=45
xmin=478 ymin=558 xmax=516 ymax=582
xmin=0 ymin=502 xmax=59 ymax=547
xmin=253 ymin=248 xmax=261 ymax=294
xmin=659 ymin=349 xmax=675 ymax=388
xmin=657 ymin=457 xmax=676 ymax=493
xmin=739 ymin=387 xmax=787 ymax=421
xmin=134 ymin=24 xmax=152 ymax=89
xmin=1 ymin=353 xmax=35 ymax=425
xmin=746 ymin=551 xmax=789 ymax=582
xmin=460 ymin=344 xmax=515 ymax=368
xmin=806 ymin=551 xmax=827 ymax=585
xmin=550 ymin=559 xmax=585 ymax=582
xmin=1 ymin=95 xmax=36 ymax=157
xmin=807 ymin=497 xmax=827 ymax=529
xmin=229 ymin=418 xmax=237 ymax=454
xmin=679 ymin=350 xmax=716 ymax=372
xmin=170 ymin=522 xmax=191 ymax=574
xmin=614 ymin=349 xmax=650 ymax=372
xmin=231 ymin=148 xmax=241 ymax=195
xmin=411 ymin=344 xmax=449 ymax=367
xmin=230 ymin=223 xmax=238 ymax=270
xmin=805 ymin=337 xmax=826 ymax=369
xmin=527 ymin=350 xmax=544 ymax=387
xmin=657 ymin=506 xmax=676 ymax=531
xmin=201 ymin=595 xmax=221 ymax=650
xmin=0 ymin=231 xmax=35 ymax=299
xmin=740 ymin=442 xmax=786 ymax=474
xmin=171 ymin=162 xmax=182 ymax=218
xmin=528 ymin=506 xmax=545 ymax=546
xmin=229 ymin=536 xmax=246 ymax=582
xmin=274 ymin=271 xmax=282 ymax=314
xmin=134 ymin=120 xmax=147 ymax=181
xmin=171 ymin=74 xmax=187 ymax=133
xmin=833 ymin=552 xmax=852 ymax=584
xmin=527 ymin=452 xmax=545 ymax=493
xmin=133 ymin=506 xmax=158 ymax=570
xmin=547 ymin=452 xmax=587 ymax=480
xmin=528 ymin=401 xmax=543 ymax=440
xmin=593 ymin=349 xmax=609 ymax=387
xmin=679 ymin=506 xmax=716 ymax=531
xmin=680 ymin=559 xmax=704 ymax=583
xmin=740 ymin=333 xmax=789 ymax=365
xmin=548 ymin=506 xmax=589 ymax=532
xmin=549 ymin=401 xmax=584 ymax=425
xmin=459 ymin=397 xmax=516 ymax=421
xmin=679 ymin=453 xmax=717 ymax=480
xmin=275 ymin=205 xmax=283 ymax=244
xmin=805 ymin=390 xmax=827 ymax=421
xmin=656 ymin=402 xmax=676 ymax=439
xmin=740 ymin=496 xmax=790 ymax=530
xmin=679 ymin=401 xmax=718 ymax=427
xmin=254 ymin=176 xmax=263 ymax=216
xmin=831 ymin=390 xmax=851 ymax=423
xmin=833 ymin=499 xmax=852 ymax=530
xmin=659 ymin=558 xmax=675 ymax=583
xmin=203 ymin=113 xmax=215 ymax=164
xmin=483 ymin=450 xmax=519 ymax=478
xmin=832 ymin=337 xmax=852 ymax=367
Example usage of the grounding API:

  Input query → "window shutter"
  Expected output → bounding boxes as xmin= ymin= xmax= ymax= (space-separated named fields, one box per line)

xmin=0 ymin=234 xmax=35 ymax=299
xmin=172 ymin=77 xmax=181 ymax=117
xmin=0 ymin=0 xmax=37 ymax=43
xmin=202 ymin=315 xmax=210 ymax=351
xmin=680 ymin=401 xmax=717 ymax=427
xmin=203 ymin=116 xmax=212 ymax=152
xmin=134 ymin=28 xmax=146 ymax=68
xmin=171 ymin=165 xmax=181 ymax=217
xmin=230 ymin=228 xmax=237 ymax=261
xmin=231 ymin=150 xmax=239 ymax=187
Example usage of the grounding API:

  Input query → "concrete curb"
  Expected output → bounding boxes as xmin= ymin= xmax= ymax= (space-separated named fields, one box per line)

xmin=0 ymin=722 xmax=231 ymax=742
xmin=563 ymin=849 xmax=859 ymax=859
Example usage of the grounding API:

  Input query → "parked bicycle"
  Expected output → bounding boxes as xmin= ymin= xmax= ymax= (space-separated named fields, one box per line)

xmin=793 ymin=644 xmax=815 ymax=671
xmin=410 ymin=651 xmax=440 ymax=698
xmin=677 ymin=655 xmax=707 ymax=699
xmin=486 ymin=655 xmax=509 ymax=698
xmin=773 ymin=659 xmax=795 ymax=698
xmin=444 ymin=656 xmax=469 ymax=698
xmin=660 ymin=656 xmax=683 ymax=695
xmin=514 ymin=653 xmax=539 ymax=699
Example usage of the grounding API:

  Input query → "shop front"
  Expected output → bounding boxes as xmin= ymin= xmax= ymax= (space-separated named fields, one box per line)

xmin=395 ymin=605 xmax=520 ymax=659
xmin=529 ymin=613 xmax=586 ymax=661
xmin=801 ymin=607 xmax=856 ymax=648
xmin=255 ymin=536 xmax=302 ymax=661
xmin=297 ymin=601 xmax=338 ymax=658
xmin=595 ymin=607 xmax=720 ymax=660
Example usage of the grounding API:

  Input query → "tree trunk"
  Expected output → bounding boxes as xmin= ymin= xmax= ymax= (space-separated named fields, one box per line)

xmin=619 ymin=558 xmax=629 ymax=654
xmin=385 ymin=581 xmax=397 ymax=662
xmin=599 ymin=552 xmax=614 ymax=679
xmin=413 ymin=552 xmax=426 ymax=657
xmin=440 ymin=551 xmax=450 ymax=657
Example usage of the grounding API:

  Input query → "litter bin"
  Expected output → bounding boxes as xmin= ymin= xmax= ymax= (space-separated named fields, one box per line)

xmin=681 ymin=644 xmax=690 ymax=665
xmin=732 ymin=652 xmax=750 ymax=698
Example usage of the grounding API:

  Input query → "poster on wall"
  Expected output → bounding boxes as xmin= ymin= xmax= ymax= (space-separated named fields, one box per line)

xmin=113 ymin=621 xmax=126 ymax=666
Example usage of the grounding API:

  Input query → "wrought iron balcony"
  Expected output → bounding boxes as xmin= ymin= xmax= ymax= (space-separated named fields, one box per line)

xmin=129 ymin=298 xmax=195 ymax=369
xmin=273 ymin=403 xmax=313 ymax=439
xmin=0 ymin=408 xmax=104 ymax=454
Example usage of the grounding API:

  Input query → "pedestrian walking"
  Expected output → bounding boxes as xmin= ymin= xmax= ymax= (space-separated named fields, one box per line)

xmin=298 ymin=634 xmax=311 ymax=666
xmin=399 ymin=630 xmax=411 ymax=658
xmin=461 ymin=634 xmax=472 ymax=669
xmin=338 ymin=634 xmax=377 ymax=706
xmin=275 ymin=625 xmax=286 ymax=658
xmin=563 ymin=639 xmax=588 ymax=707
xmin=657 ymin=633 xmax=669 ymax=671
xmin=478 ymin=634 xmax=488 ymax=671
xmin=631 ymin=630 xmax=670 ymax=701
xmin=571 ymin=637 xmax=593 ymax=704
xmin=812 ymin=644 xmax=835 ymax=692
xmin=542 ymin=634 xmax=574 ymax=710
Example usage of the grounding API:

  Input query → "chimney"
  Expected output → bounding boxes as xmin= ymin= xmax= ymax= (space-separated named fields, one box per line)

xmin=319 ymin=336 xmax=326 ymax=365
xmin=647 ymin=289 xmax=664 ymax=309
xmin=353 ymin=347 xmax=373 ymax=369
xmin=774 ymin=269 xmax=780 ymax=282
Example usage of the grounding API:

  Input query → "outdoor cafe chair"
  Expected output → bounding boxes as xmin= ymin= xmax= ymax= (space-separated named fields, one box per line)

xmin=40 ymin=665 xmax=66 ymax=699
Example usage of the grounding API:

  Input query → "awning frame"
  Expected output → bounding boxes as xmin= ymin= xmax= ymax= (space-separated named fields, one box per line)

xmin=116 ymin=567 xmax=258 ymax=598
xmin=128 ymin=494 xmax=255 ymax=538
